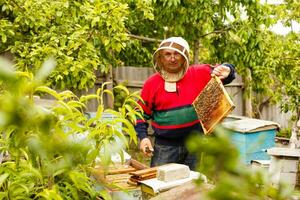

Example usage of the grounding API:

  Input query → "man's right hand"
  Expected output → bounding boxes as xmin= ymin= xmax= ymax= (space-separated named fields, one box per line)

xmin=139 ymin=138 xmax=154 ymax=157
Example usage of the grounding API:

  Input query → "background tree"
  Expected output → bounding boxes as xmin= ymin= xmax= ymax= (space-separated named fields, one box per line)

xmin=1 ymin=0 xmax=299 ymax=124
xmin=121 ymin=0 xmax=299 ymax=124
xmin=0 ymin=0 xmax=153 ymax=90
xmin=266 ymin=0 xmax=300 ymax=125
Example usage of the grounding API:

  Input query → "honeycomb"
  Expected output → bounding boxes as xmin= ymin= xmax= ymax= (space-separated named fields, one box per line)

xmin=192 ymin=75 xmax=235 ymax=135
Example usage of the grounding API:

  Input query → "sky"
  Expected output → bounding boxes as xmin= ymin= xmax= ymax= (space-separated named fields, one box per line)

xmin=261 ymin=0 xmax=300 ymax=35
xmin=270 ymin=21 xmax=300 ymax=35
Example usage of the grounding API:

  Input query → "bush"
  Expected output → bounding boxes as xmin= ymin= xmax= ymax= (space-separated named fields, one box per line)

xmin=0 ymin=57 xmax=142 ymax=199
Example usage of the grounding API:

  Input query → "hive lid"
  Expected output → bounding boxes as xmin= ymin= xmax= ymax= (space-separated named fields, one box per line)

xmin=192 ymin=75 xmax=235 ymax=135
xmin=222 ymin=117 xmax=280 ymax=133
xmin=267 ymin=147 xmax=300 ymax=157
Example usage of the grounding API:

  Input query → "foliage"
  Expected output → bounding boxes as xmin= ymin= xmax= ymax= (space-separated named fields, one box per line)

xmin=276 ymin=127 xmax=292 ymax=139
xmin=1 ymin=0 xmax=298 ymax=120
xmin=265 ymin=32 xmax=299 ymax=117
xmin=187 ymin=127 xmax=295 ymax=200
xmin=0 ymin=0 xmax=153 ymax=90
xmin=120 ymin=0 xmax=299 ymax=121
xmin=0 ymin=57 xmax=142 ymax=199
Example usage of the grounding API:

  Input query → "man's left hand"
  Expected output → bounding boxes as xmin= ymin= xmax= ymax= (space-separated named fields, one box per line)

xmin=212 ymin=64 xmax=231 ymax=79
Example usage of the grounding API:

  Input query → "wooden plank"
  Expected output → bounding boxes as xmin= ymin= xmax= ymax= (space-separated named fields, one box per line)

xmin=129 ymin=158 xmax=149 ymax=170
xmin=127 ymin=179 xmax=139 ymax=186
xmin=129 ymin=167 xmax=157 ymax=177
xmin=129 ymin=174 xmax=157 ymax=183
xmin=131 ymin=172 xmax=157 ymax=180
xmin=107 ymin=167 xmax=137 ymax=175
xmin=106 ymin=174 xmax=131 ymax=182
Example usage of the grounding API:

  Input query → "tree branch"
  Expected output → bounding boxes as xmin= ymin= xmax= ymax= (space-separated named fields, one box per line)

xmin=259 ymin=97 xmax=272 ymax=113
xmin=127 ymin=34 xmax=162 ymax=43
xmin=10 ymin=0 xmax=25 ymax=11
xmin=128 ymin=27 xmax=232 ymax=43
xmin=199 ymin=27 xmax=232 ymax=38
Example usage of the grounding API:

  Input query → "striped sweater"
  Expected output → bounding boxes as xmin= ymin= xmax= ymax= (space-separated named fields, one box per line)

xmin=135 ymin=64 xmax=235 ymax=146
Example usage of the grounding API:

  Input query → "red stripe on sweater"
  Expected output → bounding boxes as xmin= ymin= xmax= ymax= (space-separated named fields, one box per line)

xmin=151 ymin=120 xmax=200 ymax=129
xmin=137 ymin=119 xmax=146 ymax=123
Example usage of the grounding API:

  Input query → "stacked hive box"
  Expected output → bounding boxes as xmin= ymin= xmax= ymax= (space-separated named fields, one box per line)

xmin=267 ymin=147 xmax=300 ymax=188
xmin=222 ymin=116 xmax=280 ymax=164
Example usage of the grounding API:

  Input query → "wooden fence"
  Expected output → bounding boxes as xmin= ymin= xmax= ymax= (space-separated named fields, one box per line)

xmin=113 ymin=66 xmax=245 ymax=116
xmin=2 ymin=53 xmax=292 ymax=129
xmin=79 ymin=66 xmax=292 ymax=129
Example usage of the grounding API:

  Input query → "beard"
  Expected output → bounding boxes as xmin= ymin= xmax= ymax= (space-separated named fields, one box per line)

xmin=160 ymin=68 xmax=185 ymax=82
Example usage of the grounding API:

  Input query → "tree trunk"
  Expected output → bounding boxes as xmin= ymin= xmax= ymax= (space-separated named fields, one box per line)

xmin=193 ymin=40 xmax=200 ymax=64
xmin=257 ymin=97 xmax=271 ymax=119
xmin=244 ymin=68 xmax=253 ymax=117
xmin=104 ymin=64 xmax=114 ymax=109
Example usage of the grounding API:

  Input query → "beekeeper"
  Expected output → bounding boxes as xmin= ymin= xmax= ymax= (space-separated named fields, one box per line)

xmin=135 ymin=37 xmax=236 ymax=170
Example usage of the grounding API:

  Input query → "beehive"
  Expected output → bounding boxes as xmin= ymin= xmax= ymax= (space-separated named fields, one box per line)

xmin=222 ymin=116 xmax=279 ymax=164
xmin=192 ymin=75 xmax=235 ymax=135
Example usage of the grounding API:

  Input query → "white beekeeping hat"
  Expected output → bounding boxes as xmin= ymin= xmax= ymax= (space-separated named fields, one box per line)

xmin=153 ymin=37 xmax=190 ymax=82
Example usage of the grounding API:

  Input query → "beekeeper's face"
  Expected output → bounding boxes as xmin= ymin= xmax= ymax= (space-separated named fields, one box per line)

xmin=159 ymin=49 xmax=185 ymax=73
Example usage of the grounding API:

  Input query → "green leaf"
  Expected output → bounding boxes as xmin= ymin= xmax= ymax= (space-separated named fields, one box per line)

xmin=0 ymin=192 xmax=7 ymax=199
xmin=59 ymin=90 xmax=77 ymax=100
xmin=124 ymin=105 xmax=134 ymax=120
xmin=98 ymin=189 xmax=112 ymax=200
xmin=1 ymin=34 xmax=7 ymax=43
xmin=53 ymin=168 xmax=66 ymax=177
xmin=0 ymin=58 xmax=16 ymax=80
xmin=114 ymin=85 xmax=129 ymax=96
xmin=80 ymin=94 xmax=99 ymax=103
xmin=103 ymin=89 xmax=114 ymax=101
xmin=35 ymin=86 xmax=59 ymax=99
xmin=34 ymin=58 xmax=56 ymax=83
xmin=0 ymin=173 xmax=9 ymax=187
xmin=67 ymin=101 xmax=86 ymax=109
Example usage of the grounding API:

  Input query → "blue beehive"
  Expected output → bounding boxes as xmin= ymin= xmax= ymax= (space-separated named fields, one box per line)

xmin=222 ymin=116 xmax=280 ymax=164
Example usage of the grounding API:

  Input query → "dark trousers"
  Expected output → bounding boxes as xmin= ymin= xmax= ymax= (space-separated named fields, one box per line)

xmin=150 ymin=142 xmax=197 ymax=170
